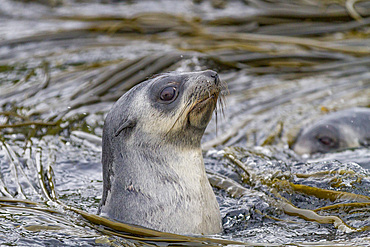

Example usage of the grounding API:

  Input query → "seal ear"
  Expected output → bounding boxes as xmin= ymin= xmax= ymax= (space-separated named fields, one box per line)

xmin=115 ymin=118 xmax=136 ymax=137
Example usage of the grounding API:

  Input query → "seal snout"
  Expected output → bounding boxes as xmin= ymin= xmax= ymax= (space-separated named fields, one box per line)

xmin=203 ymin=70 xmax=220 ymax=85
xmin=197 ymin=70 xmax=221 ymax=97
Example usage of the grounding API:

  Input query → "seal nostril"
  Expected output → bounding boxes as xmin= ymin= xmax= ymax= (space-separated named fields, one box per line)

xmin=203 ymin=70 xmax=219 ymax=85
xmin=212 ymin=74 xmax=220 ymax=85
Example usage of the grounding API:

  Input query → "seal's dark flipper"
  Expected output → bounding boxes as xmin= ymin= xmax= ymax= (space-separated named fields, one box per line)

xmin=115 ymin=119 xmax=136 ymax=137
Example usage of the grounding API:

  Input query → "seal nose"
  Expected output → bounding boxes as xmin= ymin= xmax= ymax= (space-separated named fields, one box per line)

xmin=203 ymin=70 xmax=220 ymax=85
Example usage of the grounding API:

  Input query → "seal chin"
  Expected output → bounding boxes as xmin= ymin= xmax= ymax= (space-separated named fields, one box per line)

xmin=188 ymin=93 xmax=218 ymax=128
xmin=293 ymin=142 xmax=312 ymax=155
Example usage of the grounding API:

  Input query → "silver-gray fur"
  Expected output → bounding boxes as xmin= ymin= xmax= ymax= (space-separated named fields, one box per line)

xmin=99 ymin=70 xmax=224 ymax=234
xmin=293 ymin=107 xmax=370 ymax=155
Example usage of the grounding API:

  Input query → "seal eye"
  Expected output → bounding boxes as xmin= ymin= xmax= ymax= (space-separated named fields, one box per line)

xmin=160 ymin=87 xmax=177 ymax=102
xmin=318 ymin=136 xmax=335 ymax=147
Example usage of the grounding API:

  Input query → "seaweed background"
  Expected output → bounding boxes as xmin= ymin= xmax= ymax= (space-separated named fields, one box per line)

xmin=0 ymin=0 xmax=369 ymax=246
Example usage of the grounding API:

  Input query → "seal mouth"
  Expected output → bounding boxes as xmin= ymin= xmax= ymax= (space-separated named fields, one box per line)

xmin=190 ymin=92 xmax=219 ymax=113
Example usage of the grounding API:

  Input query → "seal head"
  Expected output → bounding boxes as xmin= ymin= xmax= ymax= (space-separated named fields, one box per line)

xmin=293 ymin=108 xmax=370 ymax=155
xmin=99 ymin=70 xmax=223 ymax=234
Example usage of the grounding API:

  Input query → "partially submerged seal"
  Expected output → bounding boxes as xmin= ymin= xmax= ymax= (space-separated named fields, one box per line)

xmin=293 ymin=108 xmax=370 ymax=155
xmin=99 ymin=70 xmax=223 ymax=234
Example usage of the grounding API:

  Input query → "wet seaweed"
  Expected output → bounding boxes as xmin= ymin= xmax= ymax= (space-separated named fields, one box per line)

xmin=1 ymin=7 xmax=368 ymax=122
xmin=222 ymin=149 xmax=368 ymax=233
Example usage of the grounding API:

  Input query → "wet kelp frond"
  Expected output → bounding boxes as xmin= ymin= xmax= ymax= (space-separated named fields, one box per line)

xmin=221 ymin=149 xmax=370 ymax=233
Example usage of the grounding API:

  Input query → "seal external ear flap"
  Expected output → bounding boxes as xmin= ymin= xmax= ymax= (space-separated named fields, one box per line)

xmin=115 ymin=118 xmax=136 ymax=137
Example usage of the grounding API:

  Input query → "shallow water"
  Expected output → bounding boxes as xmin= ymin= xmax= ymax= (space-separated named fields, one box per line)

xmin=0 ymin=0 xmax=369 ymax=246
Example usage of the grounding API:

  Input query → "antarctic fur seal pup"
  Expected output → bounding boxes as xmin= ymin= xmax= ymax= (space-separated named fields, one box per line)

xmin=293 ymin=107 xmax=370 ymax=155
xmin=99 ymin=70 xmax=224 ymax=234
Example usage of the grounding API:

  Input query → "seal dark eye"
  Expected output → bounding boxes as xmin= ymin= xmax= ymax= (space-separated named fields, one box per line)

xmin=160 ymin=87 xmax=177 ymax=101
xmin=318 ymin=136 xmax=335 ymax=147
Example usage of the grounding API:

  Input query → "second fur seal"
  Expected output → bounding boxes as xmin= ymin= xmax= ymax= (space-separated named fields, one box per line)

xmin=293 ymin=108 xmax=370 ymax=155
xmin=99 ymin=70 xmax=223 ymax=234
